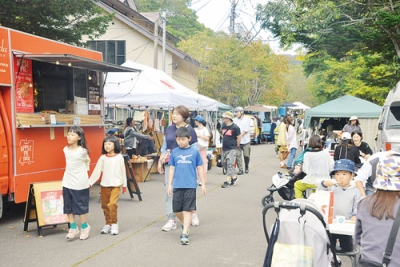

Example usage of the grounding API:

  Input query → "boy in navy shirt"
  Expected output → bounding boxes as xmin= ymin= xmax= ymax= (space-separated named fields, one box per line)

xmin=168 ymin=127 xmax=206 ymax=245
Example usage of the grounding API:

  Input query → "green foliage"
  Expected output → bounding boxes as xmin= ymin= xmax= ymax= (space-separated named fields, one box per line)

xmin=306 ymin=51 xmax=395 ymax=105
xmin=256 ymin=0 xmax=400 ymax=105
xmin=135 ymin=0 xmax=207 ymax=41
xmin=0 ymin=0 xmax=113 ymax=46
xmin=178 ymin=32 xmax=288 ymax=107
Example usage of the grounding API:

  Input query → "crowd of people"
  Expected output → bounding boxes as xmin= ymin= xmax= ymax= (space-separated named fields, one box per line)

xmin=271 ymin=113 xmax=400 ymax=265
xmin=61 ymin=107 xmax=400 ymax=264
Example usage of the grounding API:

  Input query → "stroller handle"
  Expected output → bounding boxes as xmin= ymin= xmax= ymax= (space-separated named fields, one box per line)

xmin=262 ymin=201 xmax=327 ymax=228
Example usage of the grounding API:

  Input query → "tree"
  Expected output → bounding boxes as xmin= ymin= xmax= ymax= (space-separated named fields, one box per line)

xmin=0 ymin=0 xmax=113 ymax=46
xmin=135 ymin=0 xmax=208 ymax=41
xmin=178 ymin=32 xmax=288 ymax=107
xmin=256 ymin=0 xmax=400 ymax=104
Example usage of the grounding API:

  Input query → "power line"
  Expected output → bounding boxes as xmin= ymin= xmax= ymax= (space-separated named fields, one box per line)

xmin=194 ymin=0 xmax=213 ymax=13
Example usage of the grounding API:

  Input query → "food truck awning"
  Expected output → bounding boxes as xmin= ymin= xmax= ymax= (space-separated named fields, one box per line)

xmin=14 ymin=53 xmax=141 ymax=73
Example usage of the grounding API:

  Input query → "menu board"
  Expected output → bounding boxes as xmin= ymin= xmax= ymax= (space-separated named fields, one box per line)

xmin=88 ymin=71 xmax=101 ymax=115
xmin=40 ymin=190 xmax=66 ymax=225
xmin=14 ymin=57 xmax=34 ymax=113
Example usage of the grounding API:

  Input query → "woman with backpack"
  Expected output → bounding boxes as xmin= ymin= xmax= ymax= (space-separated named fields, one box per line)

xmin=333 ymin=132 xmax=361 ymax=166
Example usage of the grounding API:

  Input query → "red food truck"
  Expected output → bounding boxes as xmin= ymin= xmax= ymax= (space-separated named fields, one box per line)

xmin=0 ymin=26 xmax=138 ymax=218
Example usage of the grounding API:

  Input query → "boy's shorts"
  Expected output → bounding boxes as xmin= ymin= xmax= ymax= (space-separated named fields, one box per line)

xmin=172 ymin=188 xmax=196 ymax=212
xmin=63 ymin=187 xmax=89 ymax=215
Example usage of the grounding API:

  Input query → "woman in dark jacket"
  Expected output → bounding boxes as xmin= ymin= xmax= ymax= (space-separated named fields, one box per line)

xmin=334 ymin=132 xmax=361 ymax=165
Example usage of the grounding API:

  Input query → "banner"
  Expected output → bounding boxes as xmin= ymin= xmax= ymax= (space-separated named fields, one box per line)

xmin=14 ymin=57 xmax=34 ymax=113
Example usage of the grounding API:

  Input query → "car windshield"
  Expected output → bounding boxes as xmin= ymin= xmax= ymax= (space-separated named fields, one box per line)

xmin=387 ymin=105 xmax=400 ymax=129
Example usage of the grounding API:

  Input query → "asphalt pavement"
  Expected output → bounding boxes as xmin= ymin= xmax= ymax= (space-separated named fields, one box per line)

xmin=0 ymin=142 xmax=352 ymax=267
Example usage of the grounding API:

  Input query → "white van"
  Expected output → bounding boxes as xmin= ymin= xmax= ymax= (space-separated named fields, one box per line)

xmin=376 ymin=81 xmax=400 ymax=152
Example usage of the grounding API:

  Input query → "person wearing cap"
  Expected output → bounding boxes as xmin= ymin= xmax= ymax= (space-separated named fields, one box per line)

xmin=342 ymin=116 xmax=362 ymax=134
xmin=318 ymin=159 xmax=361 ymax=254
xmin=333 ymin=131 xmax=361 ymax=165
xmin=355 ymin=152 xmax=400 ymax=266
xmin=233 ymin=106 xmax=251 ymax=174
xmin=220 ymin=111 xmax=241 ymax=188
xmin=194 ymin=115 xmax=210 ymax=186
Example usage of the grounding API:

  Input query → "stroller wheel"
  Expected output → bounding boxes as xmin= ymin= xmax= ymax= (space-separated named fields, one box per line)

xmin=222 ymin=159 xmax=227 ymax=175
xmin=261 ymin=194 xmax=274 ymax=207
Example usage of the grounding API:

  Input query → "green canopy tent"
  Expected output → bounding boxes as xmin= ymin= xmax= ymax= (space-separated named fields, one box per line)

xmin=304 ymin=95 xmax=382 ymax=149
xmin=218 ymin=102 xmax=232 ymax=114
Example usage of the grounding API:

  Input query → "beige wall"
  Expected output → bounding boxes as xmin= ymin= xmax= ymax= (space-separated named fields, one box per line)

xmin=83 ymin=16 xmax=199 ymax=91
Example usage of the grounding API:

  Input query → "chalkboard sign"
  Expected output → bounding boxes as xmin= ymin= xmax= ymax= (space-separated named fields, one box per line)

xmin=24 ymin=181 xmax=69 ymax=236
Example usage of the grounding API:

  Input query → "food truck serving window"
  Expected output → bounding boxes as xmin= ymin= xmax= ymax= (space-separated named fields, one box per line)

xmin=13 ymin=53 xmax=140 ymax=127
xmin=31 ymin=60 xmax=99 ymax=115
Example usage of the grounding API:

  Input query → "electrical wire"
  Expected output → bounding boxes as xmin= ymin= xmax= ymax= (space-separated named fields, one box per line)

xmin=134 ymin=40 xmax=151 ymax=61
xmin=194 ymin=0 xmax=213 ymax=13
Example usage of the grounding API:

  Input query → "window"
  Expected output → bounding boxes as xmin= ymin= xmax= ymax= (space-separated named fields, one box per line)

xmin=87 ymin=40 xmax=126 ymax=65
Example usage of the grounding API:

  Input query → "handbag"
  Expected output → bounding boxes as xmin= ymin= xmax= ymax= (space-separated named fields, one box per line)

xmin=160 ymin=149 xmax=171 ymax=164
xmin=358 ymin=205 xmax=400 ymax=266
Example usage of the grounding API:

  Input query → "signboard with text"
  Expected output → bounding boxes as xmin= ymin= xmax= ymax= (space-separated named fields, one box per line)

xmin=14 ymin=57 xmax=34 ymax=113
xmin=0 ymin=27 xmax=11 ymax=86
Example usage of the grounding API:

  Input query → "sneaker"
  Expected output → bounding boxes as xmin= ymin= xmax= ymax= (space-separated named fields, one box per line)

xmin=80 ymin=225 xmax=91 ymax=240
xmin=230 ymin=177 xmax=239 ymax=186
xmin=162 ymin=219 xmax=177 ymax=232
xmin=191 ymin=213 xmax=200 ymax=226
xmin=221 ymin=181 xmax=230 ymax=188
xmin=66 ymin=228 xmax=79 ymax=240
xmin=111 ymin=223 xmax=119 ymax=235
xmin=180 ymin=233 xmax=189 ymax=245
xmin=245 ymin=167 xmax=249 ymax=173
xmin=181 ymin=225 xmax=190 ymax=235
xmin=237 ymin=170 xmax=244 ymax=175
xmin=101 ymin=224 xmax=111 ymax=234
xmin=280 ymin=164 xmax=287 ymax=169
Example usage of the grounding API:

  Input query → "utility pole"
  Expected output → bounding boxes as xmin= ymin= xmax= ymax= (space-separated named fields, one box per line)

xmin=229 ymin=0 xmax=239 ymax=35
xmin=161 ymin=11 xmax=166 ymax=72
xmin=153 ymin=13 xmax=159 ymax=69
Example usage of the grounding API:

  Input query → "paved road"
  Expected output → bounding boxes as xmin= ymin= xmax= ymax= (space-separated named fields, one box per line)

xmin=0 ymin=143 xmax=352 ymax=266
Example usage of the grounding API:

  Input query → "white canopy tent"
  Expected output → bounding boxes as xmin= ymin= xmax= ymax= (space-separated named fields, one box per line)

xmin=291 ymin=101 xmax=311 ymax=110
xmin=104 ymin=61 xmax=218 ymax=111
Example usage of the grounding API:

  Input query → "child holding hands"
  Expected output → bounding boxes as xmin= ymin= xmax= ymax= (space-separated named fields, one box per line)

xmin=62 ymin=126 xmax=91 ymax=240
xmin=317 ymin=159 xmax=361 ymax=252
xmin=89 ymin=135 xmax=127 ymax=235
xmin=168 ymin=127 xmax=206 ymax=245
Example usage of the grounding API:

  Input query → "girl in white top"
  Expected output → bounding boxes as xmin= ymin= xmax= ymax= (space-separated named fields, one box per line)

xmin=62 ymin=126 xmax=91 ymax=240
xmin=194 ymin=115 xmax=210 ymax=180
xmin=89 ymin=136 xmax=127 ymax=235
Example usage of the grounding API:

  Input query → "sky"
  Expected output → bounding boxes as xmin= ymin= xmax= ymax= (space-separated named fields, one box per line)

xmin=190 ymin=0 xmax=299 ymax=55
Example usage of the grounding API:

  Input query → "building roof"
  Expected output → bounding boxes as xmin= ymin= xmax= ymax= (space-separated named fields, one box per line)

xmin=98 ymin=0 xmax=201 ymax=67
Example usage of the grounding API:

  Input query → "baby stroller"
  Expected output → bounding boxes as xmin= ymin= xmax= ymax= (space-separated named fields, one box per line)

xmin=261 ymin=166 xmax=307 ymax=206
xmin=261 ymin=172 xmax=294 ymax=206
xmin=262 ymin=199 xmax=340 ymax=267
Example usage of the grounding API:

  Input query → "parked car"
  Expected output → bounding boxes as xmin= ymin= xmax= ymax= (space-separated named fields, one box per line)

xmin=377 ymin=81 xmax=400 ymax=152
